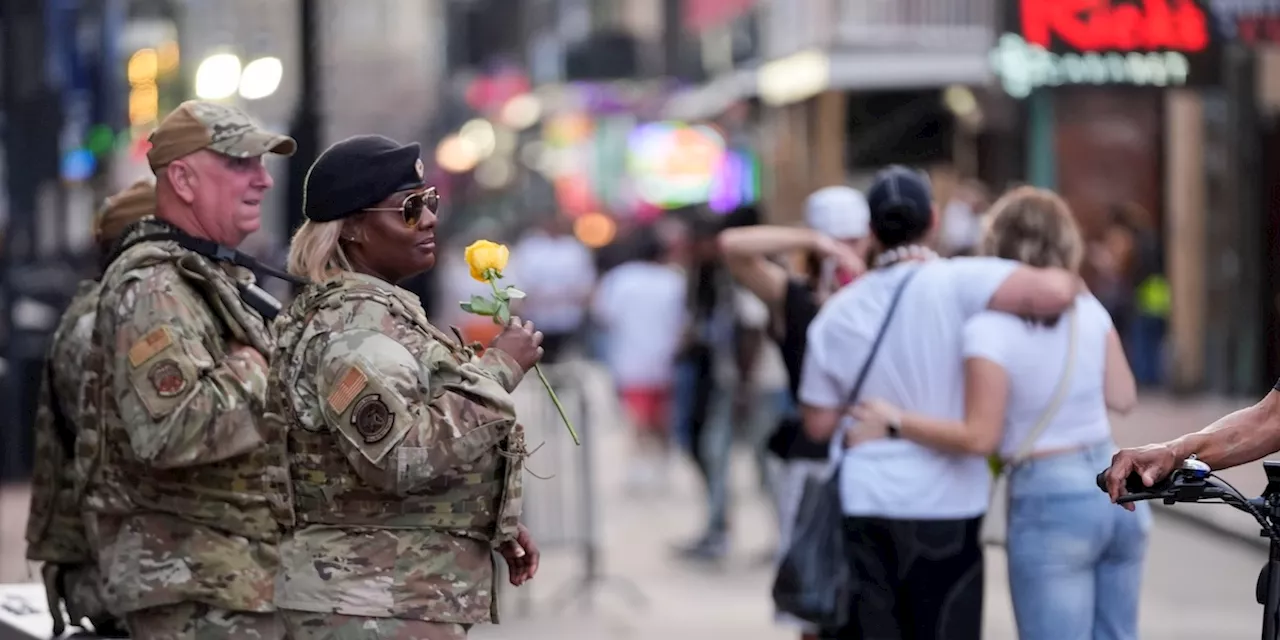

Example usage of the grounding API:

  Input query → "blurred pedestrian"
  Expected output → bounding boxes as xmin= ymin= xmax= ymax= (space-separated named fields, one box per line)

xmin=24 ymin=179 xmax=156 ymax=638
xmin=1117 ymin=202 xmax=1167 ymax=388
xmin=799 ymin=166 xmax=1080 ymax=640
xmin=507 ymin=215 xmax=597 ymax=363
xmin=592 ymin=225 xmax=688 ymax=495
xmin=939 ymin=178 xmax=991 ymax=257
xmin=720 ymin=186 xmax=870 ymax=638
xmin=271 ymin=134 xmax=541 ymax=639
xmin=82 ymin=100 xmax=295 ymax=639
xmin=671 ymin=210 xmax=741 ymax=559
xmin=848 ymin=186 xmax=1149 ymax=640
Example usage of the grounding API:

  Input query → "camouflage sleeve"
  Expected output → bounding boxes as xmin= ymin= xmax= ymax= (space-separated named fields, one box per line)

xmin=472 ymin=348 xmax=525 ymax=392
xmin=313 ymin=328 xmax=518 ymax=496
xmin=110 ymin=273 xmax=268 ymax=469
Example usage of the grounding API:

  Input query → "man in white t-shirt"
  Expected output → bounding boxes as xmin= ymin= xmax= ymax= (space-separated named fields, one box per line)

xmin=592 ymin=229 xmax=688 ymax=493
xmin=798 ymin=166 xmax=1080 ymax=640
xmin=507 ymin=219 xmax=597 ymax=362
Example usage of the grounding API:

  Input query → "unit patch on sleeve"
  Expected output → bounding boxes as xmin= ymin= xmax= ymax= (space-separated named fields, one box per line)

xmin=147 ymin=358 xmax=188 ymax=397
xmin=351 ymin=394 xmax=394 ymax=443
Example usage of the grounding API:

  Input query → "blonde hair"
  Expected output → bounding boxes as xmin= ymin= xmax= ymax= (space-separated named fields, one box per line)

xmin=287 ymin=219 xmax=354 ymax=282
xmin=981 ymin=186 xmax=1083 ymax=273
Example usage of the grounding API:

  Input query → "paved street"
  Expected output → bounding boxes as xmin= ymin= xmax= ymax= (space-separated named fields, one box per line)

xmin=0 ymin=367 xmax=1274 ymax=638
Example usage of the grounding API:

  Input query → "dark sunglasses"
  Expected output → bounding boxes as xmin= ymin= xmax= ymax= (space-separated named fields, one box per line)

xmin=365 ymin=187 xmax=439 ymax=227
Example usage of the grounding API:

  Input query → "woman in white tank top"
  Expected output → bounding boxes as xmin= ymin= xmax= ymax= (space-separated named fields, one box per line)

xmin=845 ymin=186 xmax=1150 ymax=640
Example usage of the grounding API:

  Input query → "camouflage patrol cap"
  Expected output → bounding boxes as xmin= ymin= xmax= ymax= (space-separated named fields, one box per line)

xmin=94 ymin=178 xmax=157 ymax=245
xmin=147 ymin=100 xmax=297 ymax=171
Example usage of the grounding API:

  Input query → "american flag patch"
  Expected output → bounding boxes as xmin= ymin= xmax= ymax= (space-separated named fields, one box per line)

xmin=128 ymin=326 xmax=174 ymax=367
xmin=327 ymin=366 xmax=368 ymax=414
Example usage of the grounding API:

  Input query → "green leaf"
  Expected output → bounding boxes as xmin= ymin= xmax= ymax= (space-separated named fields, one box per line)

xmin=459 ymin=301 xmax=475 ymax=313
xmin=505 ymin=287 xmax=526 ymax=300
xmin=497 ymin=303 xmax=511 ymax=324
xmin=494 ymin=288 xmax=510 ymax=301
xmin=467 ymin=295 xmax=498 ymax=316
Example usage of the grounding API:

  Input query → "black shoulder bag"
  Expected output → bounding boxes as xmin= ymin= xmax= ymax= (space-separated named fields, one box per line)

xmin=771 ymin=266 xmax=920 ymax=630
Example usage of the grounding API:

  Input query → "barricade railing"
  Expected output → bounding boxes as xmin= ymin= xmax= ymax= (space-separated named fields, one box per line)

xmin=501 ymin=357 xmax=648 ymax=617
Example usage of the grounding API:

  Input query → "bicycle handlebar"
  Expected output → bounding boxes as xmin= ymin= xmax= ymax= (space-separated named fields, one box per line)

xmin=1099 ymin=457 xmax=1280 ymax=639
xmin=1095 ymin=456 xmax=1280 ymax=542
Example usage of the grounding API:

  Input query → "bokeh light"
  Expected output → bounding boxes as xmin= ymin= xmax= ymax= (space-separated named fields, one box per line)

xmin=239 ymin=56 xmax=284 ymax=100
xmin=194 ymin=53 xmax=242 ymax=100
xmin=436 ymin=134 xmax=481 ymax=173
xmin=573 ymin=212 xmax=617 ymax=248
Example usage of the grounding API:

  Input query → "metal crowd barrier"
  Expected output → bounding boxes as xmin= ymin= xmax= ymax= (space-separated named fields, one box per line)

xmin=501 ymin=358 xmax=647 ymax=617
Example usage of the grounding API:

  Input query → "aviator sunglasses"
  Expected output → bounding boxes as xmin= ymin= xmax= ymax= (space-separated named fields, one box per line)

xmin=364 ymin=186 xmax=439 ymax=227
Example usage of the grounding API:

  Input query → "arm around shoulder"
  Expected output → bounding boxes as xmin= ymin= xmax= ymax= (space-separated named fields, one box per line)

xmin=988 ymin=265 xmax=1080 ymax=317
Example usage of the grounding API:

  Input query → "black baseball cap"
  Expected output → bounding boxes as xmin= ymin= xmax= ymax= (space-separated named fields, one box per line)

xmin=866 ymin=165 xmax=934 ymax=248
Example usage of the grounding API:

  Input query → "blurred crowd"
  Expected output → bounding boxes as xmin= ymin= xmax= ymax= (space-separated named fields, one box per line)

xmin=412 ymin=164 xmax=1174 ymax=639
xmin=440 ymin=169 xmax=1170 ymax=562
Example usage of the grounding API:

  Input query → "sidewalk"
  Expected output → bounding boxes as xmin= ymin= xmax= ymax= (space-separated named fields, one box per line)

xmin=1110 ymin=393 xmax=1268 ymax=545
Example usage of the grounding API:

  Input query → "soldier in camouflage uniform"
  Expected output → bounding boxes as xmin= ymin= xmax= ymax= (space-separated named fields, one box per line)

xmin=24 ymin=179 xmax=157 ymax=638
xmin=267 ymin=135 xmax=543 ymax=640
xmin=80 ymin=100 xmax=296 ymax=639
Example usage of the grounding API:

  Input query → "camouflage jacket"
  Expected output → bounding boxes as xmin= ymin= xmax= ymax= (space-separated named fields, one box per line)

xmin=267 ymin=271 xmax=526 ymax=624
xmin=81 ymin=218 xmax=290 ymax=615
xmin=25 ymin=280 xmax=114 ymax=626
xmin=26 ymin=280 xmax=100 ymax=565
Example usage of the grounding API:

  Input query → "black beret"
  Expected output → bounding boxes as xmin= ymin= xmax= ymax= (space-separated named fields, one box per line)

xmin=303 ymin=134 xmax=426 ymax=223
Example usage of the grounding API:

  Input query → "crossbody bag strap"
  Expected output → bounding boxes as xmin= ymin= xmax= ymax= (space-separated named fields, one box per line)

xmin=1007 ymin=307 xmax=1079 ymax=466
xmin=828 ymin=266 xmax=922 ymax=456
xmin=844 ymin=267 xmax=920 ymax=406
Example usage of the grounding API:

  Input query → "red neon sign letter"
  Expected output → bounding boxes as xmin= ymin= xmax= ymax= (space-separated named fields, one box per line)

xmin=1020 ymin=0 xmax=1209 ymax=52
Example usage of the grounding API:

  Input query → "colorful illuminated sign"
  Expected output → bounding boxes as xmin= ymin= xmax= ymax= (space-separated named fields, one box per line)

xmin=708 ymin=150 xmax=761 ymax=214
xmin=1021 ymin=0 xmax=1211 ymax=51
xmin=992 ymin=0 xmax=1221 ymax=97
xmin=627 ymin=122 xmax=726 ymax=209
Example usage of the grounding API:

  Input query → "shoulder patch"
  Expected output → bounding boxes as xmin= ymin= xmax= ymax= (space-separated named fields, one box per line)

xmin=352 ymin=394 xmax=394 ymax=443
xmin=327 ymin=366 xmax=368 ymax=414
xmin=128 ymin=326 xmax=174 ymax=367
xmin=147 ymin=358 xmax=188 ymax=397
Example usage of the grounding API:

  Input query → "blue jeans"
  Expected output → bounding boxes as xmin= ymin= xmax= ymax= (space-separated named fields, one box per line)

xmin=1007 ymin=441 xmax=1151 ymax=640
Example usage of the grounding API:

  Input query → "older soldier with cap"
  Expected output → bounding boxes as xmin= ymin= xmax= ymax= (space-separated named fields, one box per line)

xmin=24 ymin=179 xmax=156 ymax=638
xmin=267 ymin=134 xmax=542 ymax=639
xmin=80 ymin=100 xmax=296 ymax=639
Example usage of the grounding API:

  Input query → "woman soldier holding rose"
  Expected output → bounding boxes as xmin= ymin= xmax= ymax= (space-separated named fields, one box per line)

xmin=264 ymin=134 xmax=543 ymax=640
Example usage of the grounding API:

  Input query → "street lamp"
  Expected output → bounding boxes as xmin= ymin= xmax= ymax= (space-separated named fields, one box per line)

xmin=194 ymin=52 xmax=241 ymax=100
xmin=239 ymin=56 xmax=283 ymax=100
xmin=194 ymin=52 xmax=282 ymax=101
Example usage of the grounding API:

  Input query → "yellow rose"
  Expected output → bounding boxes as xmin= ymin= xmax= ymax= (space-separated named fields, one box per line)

xmin=464 ymin=239 xmax=510 ymax=282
